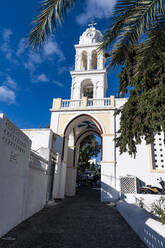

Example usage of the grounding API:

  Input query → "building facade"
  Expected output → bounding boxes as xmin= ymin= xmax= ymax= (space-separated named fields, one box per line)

xmin=49 ymin=25 xmax=165 ymax=202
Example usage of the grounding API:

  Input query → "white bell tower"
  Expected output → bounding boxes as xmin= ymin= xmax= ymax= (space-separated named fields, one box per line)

xmin=70 ymin=23 xmax=108 ymax=100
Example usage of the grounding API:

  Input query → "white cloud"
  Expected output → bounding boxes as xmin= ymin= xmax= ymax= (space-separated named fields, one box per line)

xmin=24 ymin=52 xmax=42 ymax=73
xmin=37 ymin=73 xmax=49 ymax=82
xmin=76 ymin=0 xmax=117 ymax=25
xmin=2 ymin=29 xmax=13 ymax=41
xmin=3 ymin=75 xmax=18 ymax=89
xmin=33 ymin=73 xmax=49 ymax=83
xmin=44 ymin=36 xmax=65 ymax=62
xmin=0 ymin=28 xmax=18 ymax=64
xmin=53 ymin=80 xmax=64 ymax=87
xmin=58 ymin=65 xmax=74 ymax=75
xmin=23 ymin=36 xmax=65 ymax=76
xmin=0 ymin=86 xmax=16 ymax=103
xmin=16 ymin=38 xmax=26 ymax=56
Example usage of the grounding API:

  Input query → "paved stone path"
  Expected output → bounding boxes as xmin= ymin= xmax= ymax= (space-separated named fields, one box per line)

xmin=0 ymin=188 xmax=146 ymax=248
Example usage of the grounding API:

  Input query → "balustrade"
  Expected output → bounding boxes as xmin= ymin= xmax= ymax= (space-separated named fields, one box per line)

xmin=62 ymin=99 xmax=82 ymax=108
xmin=60 ymin=97 xmax=111 ymax=109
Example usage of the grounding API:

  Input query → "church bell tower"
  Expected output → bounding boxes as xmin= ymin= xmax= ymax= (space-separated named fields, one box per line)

xmin=70 ymin=23 xmax=107 ymax=100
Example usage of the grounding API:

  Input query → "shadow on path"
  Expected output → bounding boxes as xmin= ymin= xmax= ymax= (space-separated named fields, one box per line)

xmin=0 ymin=188 xmax=146 ymax=248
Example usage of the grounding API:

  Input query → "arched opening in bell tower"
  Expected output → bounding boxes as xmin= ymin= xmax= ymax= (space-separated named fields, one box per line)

xmin=81 ymin=51 xmax=87 ymax=70
xmin=91 ymin=50 xmax=97 ymax=70
xmin=81 ymin=79 xmax=93 ymax=99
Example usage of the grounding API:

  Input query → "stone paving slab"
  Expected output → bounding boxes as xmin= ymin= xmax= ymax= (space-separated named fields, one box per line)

xmin=0 ymin=188 xmax=146 ymax=248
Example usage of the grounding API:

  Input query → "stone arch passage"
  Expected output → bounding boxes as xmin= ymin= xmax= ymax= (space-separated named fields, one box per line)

xmin=62 ymin=114 xmax=103 ymax=197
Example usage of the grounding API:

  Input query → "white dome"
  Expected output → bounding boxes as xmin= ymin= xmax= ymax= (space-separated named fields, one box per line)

xmin=79 ymin=27 xmax=103 ymax=45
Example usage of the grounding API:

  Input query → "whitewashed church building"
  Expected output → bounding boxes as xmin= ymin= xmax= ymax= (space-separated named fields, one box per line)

xmin=48 ymin=24 xmax=165 ymax=201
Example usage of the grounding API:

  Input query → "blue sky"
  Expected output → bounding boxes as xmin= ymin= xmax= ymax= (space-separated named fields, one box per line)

xmin=0 ymin=0 xmax=120 ymax=129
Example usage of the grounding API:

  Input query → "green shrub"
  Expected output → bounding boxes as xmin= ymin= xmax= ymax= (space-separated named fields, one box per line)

xmin=151 ymin=196 xmax=165 ymax=224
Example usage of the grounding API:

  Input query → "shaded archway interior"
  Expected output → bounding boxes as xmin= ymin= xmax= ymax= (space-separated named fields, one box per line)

xmin=62 ymin=114 xmax=103 ymax=196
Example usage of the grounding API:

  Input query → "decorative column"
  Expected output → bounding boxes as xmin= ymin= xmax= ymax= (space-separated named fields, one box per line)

xmin=87 ymin=52 xmax=92 ymax=70
xmin=65 ymin=131 xmax=77 ymax=196
xmin=100 ymin=105 xmax=119 ymax=202
xmin=97 ymin=51 xmax=104 ymax=70
xmin=57 ymin=135 xmax=68 ymax=198
xmin=75 ymin=50 xmax=80 ymax=71
xmin=65 ymin=145 xmax=77 ymax=196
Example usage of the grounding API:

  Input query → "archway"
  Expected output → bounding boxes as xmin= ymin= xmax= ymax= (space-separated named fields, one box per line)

xmin=76 ymin=133 xmax=101 ymax=190
xmin=62 ymin=114 xmax=103 ymax=197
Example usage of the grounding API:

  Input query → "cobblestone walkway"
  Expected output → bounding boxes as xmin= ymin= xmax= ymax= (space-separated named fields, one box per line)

xmin=0 ymin=188 xmax=146 ymax=248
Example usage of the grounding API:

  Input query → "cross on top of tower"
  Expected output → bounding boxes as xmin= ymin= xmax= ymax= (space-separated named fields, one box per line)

xmin=88 ymin=21 xmax=97 ymax=28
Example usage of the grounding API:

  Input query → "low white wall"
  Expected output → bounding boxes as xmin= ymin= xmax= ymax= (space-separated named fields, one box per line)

xmin=23 ymin=152 xmax=49 ymax=219
xmin=117 ymin=200 xmax=165 ymax=247
xmin=122 ymin=193 xmax=164 ymax=212
xmin=0 ymin=114 xmax=50 ymax=237
xmin=0 ymin=114 xmax=31 ymax=237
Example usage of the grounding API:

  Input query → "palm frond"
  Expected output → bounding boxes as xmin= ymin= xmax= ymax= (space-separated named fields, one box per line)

xmin=26 ymin=0 xmax=75 ymax=49
xmin=135 ymin=14 xmax=165 ymax=76
xmin=102 ymin=0 xmax=165 ymax=67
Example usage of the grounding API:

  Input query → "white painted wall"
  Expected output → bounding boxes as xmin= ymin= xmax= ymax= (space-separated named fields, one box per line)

xmin=117 ymin=200 xmax=165 ymax=247
xmin=65 ymin=168 xmax=77 ymax=196
xmin=115 ymin=98 xmax=164 ymax=191
xmin=23 ymin=152 xmax=48 ymax=219
xmin=52 ymin=153 xmax=61 ymax=199
xmin=0 ymin=115 xmax=56 ymax=237
xmin=0 ymin=114 xmax=31 ymax=237
xmin=22 ymin=129 xmax=53 ymax=151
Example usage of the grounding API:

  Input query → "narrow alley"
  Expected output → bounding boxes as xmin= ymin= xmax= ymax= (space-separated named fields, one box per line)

xmin=0 ymin=188 xmax=146 ymax=248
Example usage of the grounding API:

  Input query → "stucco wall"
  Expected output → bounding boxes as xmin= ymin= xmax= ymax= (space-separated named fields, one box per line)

xmin=0 ymin=115 xmax=51 ymax=237
xmin=0 ymin=114 xmax=31 ymax=237
xmin=115 ymin=98 xmax=164 ymax=190
xmin=117 ymin=200 xmax=165 ymax=247
xmin=22 ymin=129 xmax=52 ymax=151
xmin=23 ymin=152 xmax=48 ymax=219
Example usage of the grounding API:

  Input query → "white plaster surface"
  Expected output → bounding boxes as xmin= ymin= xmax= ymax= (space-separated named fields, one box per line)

xmin=23 ymin=152 xmax=48 ymax=219
xmin=58 ymin=162 xmax=67 ymax=199
xmin=65 ymin=168 xmax=77 ymax=196
xmin=52 ymin=153 xmax=61 ymax=199
xmin=0 ymin=114 xmax=31 ymax=237
xmin=117 ymin=200 xmax=165 ymax=247
xmin=116 ymin=141 xmax=164 ymax=191
xmin=101 ymin=163 xmax=119 ymax=202
xmin=0 ymin=115 xmax=57 ymax=237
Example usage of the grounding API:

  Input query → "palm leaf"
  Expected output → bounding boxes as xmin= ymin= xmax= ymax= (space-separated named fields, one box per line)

xmin=26 ymin=0 xmax=75 ymax=49
xmin=102 ymin=0 xmax=165 ymax=67
xmin=135 ymin=14 xmax=165 ymax=77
